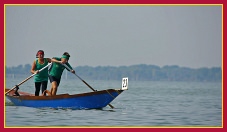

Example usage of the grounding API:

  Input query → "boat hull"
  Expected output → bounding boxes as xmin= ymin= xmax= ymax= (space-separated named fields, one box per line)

xmin=5 ymin=89 xmax=123 ymax=109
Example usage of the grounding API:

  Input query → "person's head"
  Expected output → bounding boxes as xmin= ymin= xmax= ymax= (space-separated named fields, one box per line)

xmin=36 ymin=50 xmax=44 ymax=58
xmin=61 ymin=52 xmax=70 ymax=63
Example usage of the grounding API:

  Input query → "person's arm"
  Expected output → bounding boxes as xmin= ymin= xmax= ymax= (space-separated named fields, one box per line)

xmin=31 ymin=61 xmax=38 ymax=74
xmin=51 ymin=57 xmax=62 ymax=63
xmin=66 ymin=63 xmax=75 ymax=73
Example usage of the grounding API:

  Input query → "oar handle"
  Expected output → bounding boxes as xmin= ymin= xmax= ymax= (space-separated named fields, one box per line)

xmin=63 ymin=64 xmax=97 ymax=91
xmin=63 ymin=64 xmax=114 ymax=109
xmin=37 ymin=62 xmax=52 ymax=73
xmin=74 ymin=74 xmax=97 ymax=91
xmin=5 ymin=63 xmax=52 ymax=95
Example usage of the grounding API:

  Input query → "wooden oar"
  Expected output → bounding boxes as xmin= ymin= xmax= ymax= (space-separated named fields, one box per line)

xmin=5 ymin=63 xmax=52 ymax=95
xmin=63 ymin=64 xmax=115 ymax=109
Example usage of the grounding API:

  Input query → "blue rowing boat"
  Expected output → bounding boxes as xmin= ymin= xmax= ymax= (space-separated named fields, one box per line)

xmin=5 ymin=89 xmax=124 ymax=109
xmin=5 ymin=78 xmax=128 ymax=109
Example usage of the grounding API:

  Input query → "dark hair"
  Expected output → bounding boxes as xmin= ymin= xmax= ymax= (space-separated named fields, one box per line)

xmin=36 ymin=50 xmax=44 ymax=58
xmin=63 ymin=52 xmax=70 ymax=57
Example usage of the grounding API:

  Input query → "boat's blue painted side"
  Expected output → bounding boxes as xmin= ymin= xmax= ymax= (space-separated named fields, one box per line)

xmin=6 ymin=89 xmax=123 ymax=109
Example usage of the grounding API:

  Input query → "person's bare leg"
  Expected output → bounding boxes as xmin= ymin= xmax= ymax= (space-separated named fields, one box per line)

xmin=50 ymin=84 xmax=53 ymax=94
xmin=51 ymin=81 xmax=58 ymax=95
xmin=42 ymin=90 xmax=51 ymax=96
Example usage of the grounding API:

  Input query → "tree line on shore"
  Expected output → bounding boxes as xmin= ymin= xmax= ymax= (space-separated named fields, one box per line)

xmin=6 ymin=64 xmax=222 ymax=82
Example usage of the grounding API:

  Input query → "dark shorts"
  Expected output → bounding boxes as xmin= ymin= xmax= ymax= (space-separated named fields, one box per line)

xmin=49 ymin=75 xmax=61 ymax=86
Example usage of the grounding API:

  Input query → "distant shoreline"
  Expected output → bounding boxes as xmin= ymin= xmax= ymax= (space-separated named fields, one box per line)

xmin=6 ymin=64 xmax=222 ymax=82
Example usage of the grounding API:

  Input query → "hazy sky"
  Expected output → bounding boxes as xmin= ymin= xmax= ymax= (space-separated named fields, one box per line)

xmin=5 ymin=5 xmax=222 ymax=68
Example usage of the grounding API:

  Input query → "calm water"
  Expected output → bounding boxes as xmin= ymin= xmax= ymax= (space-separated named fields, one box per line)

xmin=5 ymin=76 xmax=222 ymax=127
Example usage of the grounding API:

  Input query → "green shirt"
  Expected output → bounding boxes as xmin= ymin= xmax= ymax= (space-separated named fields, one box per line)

xmin=34 ymin=58 xmax=49 ymax=82
xmin=48 ymin=57 xmax=73 ymax=79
